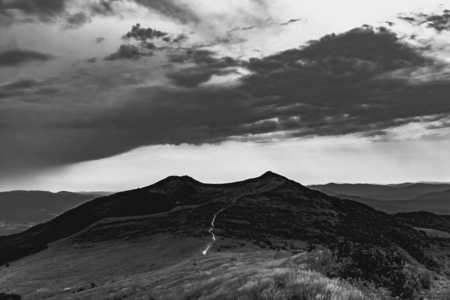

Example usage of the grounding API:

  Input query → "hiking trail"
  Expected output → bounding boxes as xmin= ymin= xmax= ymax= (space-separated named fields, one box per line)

xmin=202 ymin=195 xmax=241 ymax=255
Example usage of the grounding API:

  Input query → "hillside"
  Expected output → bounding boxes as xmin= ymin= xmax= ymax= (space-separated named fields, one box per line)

xmin=0 ymin=191 xmax=107 ymax=236
xmin=1 ymin=172 xmax=450 ymax=299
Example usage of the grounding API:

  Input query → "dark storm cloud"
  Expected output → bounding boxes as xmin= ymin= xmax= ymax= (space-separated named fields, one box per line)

xmin=167 ymin=49 xmax=211 ymax=64
xmin=2 ymin=26 xmax=450 ymax=178
xmin=166 ymin=49 xmax=241 ymax=86
xmin=398 ymin=10 xmax=450 ymax=32
xmin=0 ymin=49 xmax=52 ymax=66
xmin=161 ymin=27 xmax=449 ymax=138
xmin=123 ymin=23 xmax=167 ymax=41
xmin=166 ymin=67 xmax=236 ymax=87
xmin=168 ymin=49 xmax=238 ymax=66
xmin=297 ymin=26 xmax=427 ymax=71
xmin=166 ymin=67 xmax=217 ymax=87
xmin=0 ymin=85 xmax=251 ymax=177
xmin=65 ymin=12 xmax=91 ymax=29
xmin=236 ymin=27 xmax=445 ymax=137
xmin=104 ymin=44 xmax=150 ymax=60
xmin=105 ymin=23 xmax=178 ymax=60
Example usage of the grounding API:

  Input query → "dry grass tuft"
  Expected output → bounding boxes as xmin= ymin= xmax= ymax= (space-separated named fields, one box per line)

xmin=157 ymin=250 xmax=384 ymax=300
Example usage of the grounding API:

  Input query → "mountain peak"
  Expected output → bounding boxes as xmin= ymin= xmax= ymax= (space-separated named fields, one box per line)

xmin=150 ymin=174 xmax=201 ymax=189
xmin=260 ymin=171 xmax=286 ymax=179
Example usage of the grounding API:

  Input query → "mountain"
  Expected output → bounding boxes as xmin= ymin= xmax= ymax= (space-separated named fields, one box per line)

xmin=1 ymin=172 xmax=450 ymax=299
xmin=0 ymin=191 xmax=109 ymax=236
xmin=309 ymin=182 xmax=450 ymax=201
xmin=318 ymin=192 xmax=450 ymax=215
xmin=412 ymin=189 xmax=450 ymax=201
xmin=309 ymin=183 xmax=450 ymax=214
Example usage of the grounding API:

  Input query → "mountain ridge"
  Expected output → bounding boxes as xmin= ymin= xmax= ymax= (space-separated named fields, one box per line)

xmin=1 ymin=172 xmax=450 ymax=298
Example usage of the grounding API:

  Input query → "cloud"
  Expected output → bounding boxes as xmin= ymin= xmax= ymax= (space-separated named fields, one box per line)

xmin=105 ymin=23 xmax=182 ymax=60
xmin=89 ymin=0 xmax=121 ymax=16
xmin=398 ymin=9 xmax=450 ymax=32
xmin=0 ymin=0 xmax=125 ymax=26
xmin=2 ymin=25 xmax=450 ymax=180
xmin=280 ymin=18 xmax=305 ymax=26
xmin=65 ymin=12 xmax=91 ymax=29
xmin=298 ymin=26 xmax=427 ymax=71
xmin=166 ymin=66 xmax=235 ymax=87
xmin=0 ymin=49 xmax=52 ymax=66
xmin=0 ymin=77 xmax=57 ymax=100
xmin=123 ymin=23 xmax=167 ymax=41
xmin=1 ymin=0 xmax=66 ymax=18
xmin=166 ymin=49 xmax=241 ymax=86
xmin=236 ymin=26 xmax=448 ymax=136
xmin=1 ymin=0 xmax=193 ymax=25
xmin=133 ymin=0 xmax=200 ymax=24
xmin=104 ymin=44 xmax=147 ymax=60
xmin=167 ymin=49 xmax=230 ymax=65
xmin=1 ymin=78 xmax=39 ymax=90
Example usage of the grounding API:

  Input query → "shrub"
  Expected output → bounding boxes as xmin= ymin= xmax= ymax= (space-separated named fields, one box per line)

xmin=0 ymin=293 xmax=21 ymax=300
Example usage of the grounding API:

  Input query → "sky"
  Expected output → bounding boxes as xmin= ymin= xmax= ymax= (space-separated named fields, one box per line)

xmin=1 ymin=0 xmax=450 ymax=192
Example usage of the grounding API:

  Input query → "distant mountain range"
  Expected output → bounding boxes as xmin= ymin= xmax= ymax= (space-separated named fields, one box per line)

xmin=1 ymin=172 xmax=450 ymax=298
xmin=0 ymin=191 xmax=110 ymax=236
xmin=308 ymin=182 xmax=450 ymax=214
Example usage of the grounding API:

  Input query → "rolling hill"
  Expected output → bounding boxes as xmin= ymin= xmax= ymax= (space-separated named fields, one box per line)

xmin=1 ymin=172 xmax=450 ymax=299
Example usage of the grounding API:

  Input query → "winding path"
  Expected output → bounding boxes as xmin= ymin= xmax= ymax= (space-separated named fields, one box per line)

xmin=202 ymin=196 xmax=241 ymax=255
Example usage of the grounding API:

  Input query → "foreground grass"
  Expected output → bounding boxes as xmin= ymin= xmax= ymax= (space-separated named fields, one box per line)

xmin=4 ymin=234 xmax=450 ymax=299
xmin=151 ymin=250 xmax=385 ymax=300
xmin=0 ymin=235 xmax=389 ymax=299
xmin=172 ymin=269 xmax=377 ymax=300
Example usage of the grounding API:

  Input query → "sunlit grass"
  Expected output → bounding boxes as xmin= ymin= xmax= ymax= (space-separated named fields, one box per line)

xmin=156 ymin=251 xmax=384 ymax=300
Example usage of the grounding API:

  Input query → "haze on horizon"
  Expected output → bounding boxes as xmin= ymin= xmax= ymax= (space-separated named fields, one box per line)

xmin=0 ymin=0 xmax=449 ymax=192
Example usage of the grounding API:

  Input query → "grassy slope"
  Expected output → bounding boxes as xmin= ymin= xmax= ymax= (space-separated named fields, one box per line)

xmin=0 ymin=231 xmax=387 ymax=300
xmin=0 ymin=212 xmax=449 ymax=299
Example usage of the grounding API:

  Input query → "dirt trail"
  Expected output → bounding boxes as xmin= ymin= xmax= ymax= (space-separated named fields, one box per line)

xmin=202 ymin=195 xmax=242 ymax=255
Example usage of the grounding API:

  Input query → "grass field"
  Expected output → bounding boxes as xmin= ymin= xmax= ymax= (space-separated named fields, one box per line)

xmin=0 ymin=232 xmax=388 ymax=300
